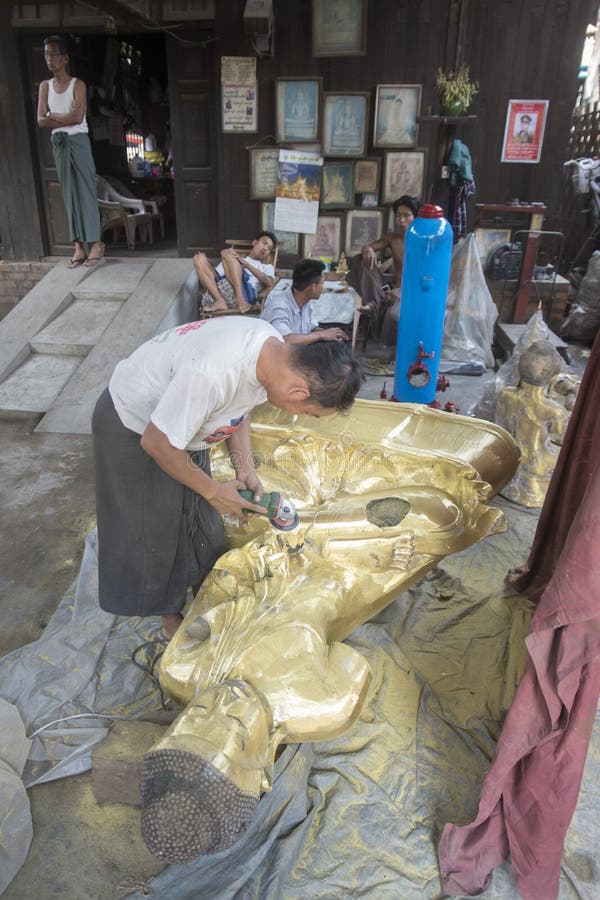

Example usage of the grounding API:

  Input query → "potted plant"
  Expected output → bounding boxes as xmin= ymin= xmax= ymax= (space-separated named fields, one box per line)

xmin=436 ymin=66 xmax=478 ymax=116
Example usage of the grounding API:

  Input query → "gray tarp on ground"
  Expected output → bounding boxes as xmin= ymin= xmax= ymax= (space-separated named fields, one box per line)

xmin=2 ymin=502 xmax=600 ymax=897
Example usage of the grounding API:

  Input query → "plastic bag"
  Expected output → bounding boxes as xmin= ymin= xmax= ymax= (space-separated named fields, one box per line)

xmin=442 ymin=234 xmax=497 ymax=370
xmin=470 ymin=311 xmax=552 ymax=420
xmin=560 ymin=251 xmax=600 ymax=343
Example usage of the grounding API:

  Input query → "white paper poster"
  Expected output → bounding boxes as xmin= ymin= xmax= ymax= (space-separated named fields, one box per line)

xmin=221 ymin=56 xmax=257 ymax=133
xmin=274 ymin=149 xmax=323 ymax=235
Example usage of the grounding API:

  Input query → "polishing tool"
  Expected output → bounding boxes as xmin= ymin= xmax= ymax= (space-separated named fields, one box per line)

xmin=238 ymin=490 xmax=299 ymax=531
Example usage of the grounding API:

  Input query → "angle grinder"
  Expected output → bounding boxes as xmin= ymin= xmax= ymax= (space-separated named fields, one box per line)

xmin=237 ymin=489 xmax=299 ymax=531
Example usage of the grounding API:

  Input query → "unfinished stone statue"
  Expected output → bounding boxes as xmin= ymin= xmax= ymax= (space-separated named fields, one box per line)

xmin=140 ymin=400 xmax=519 ymax=863
xmin=496 ymin=340 xmax=579 ymax=507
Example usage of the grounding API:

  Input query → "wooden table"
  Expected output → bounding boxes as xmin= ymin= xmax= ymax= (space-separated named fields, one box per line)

xmin=475 ymin=203 xmax=547 ymax=323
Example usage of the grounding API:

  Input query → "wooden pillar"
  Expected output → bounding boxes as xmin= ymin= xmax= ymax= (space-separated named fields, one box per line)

xmin=0 ymin=10 xmax=45 ymax=261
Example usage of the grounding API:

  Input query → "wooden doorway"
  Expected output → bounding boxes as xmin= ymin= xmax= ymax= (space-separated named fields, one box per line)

xmin=166 ymin=30 xmax=218 ymax=256
xmin=23 ymin=29 xmax=219 ymax=258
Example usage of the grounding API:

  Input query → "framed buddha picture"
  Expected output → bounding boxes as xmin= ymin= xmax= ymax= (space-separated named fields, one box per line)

xmin=275 ymin=78 xmax=322 ymax=144
xmin=322 ymin=92 xmax=369 ymax=157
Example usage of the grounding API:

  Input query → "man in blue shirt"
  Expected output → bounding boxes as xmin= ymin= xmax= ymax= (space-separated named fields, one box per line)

xmin=261 ymin=258 xmax=348 ymax=345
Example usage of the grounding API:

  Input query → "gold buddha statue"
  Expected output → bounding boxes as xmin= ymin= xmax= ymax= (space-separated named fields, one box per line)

xmin=140 ymin=400 xmax=519 ymax=863
xmin=496 ymin=340 xmax=579 ymax=507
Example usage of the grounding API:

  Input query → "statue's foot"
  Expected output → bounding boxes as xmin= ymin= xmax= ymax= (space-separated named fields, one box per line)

xmin=141 ymin=748 xmax=258 ymax=862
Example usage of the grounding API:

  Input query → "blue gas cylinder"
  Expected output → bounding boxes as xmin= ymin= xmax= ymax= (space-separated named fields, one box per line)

xmin=393 ymin=205 xmax=453 ymax=403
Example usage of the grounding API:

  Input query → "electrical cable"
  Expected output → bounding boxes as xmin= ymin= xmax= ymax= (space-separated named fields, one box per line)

xmin=27 ymin=638 xmax=178 ymax=739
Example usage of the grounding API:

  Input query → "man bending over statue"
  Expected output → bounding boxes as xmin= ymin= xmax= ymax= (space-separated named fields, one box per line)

xmin=91 ymin=317 xmax=363 ymax=641
xmin=194 ymin=231 xmax=277 ymax=314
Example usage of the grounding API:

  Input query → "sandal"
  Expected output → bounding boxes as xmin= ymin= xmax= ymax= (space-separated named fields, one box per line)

xmin=83 ymin=243 xmax=105 ymax=268
xmin=67 ymin=255 xmax=86 ymax=269
xmin=83 ymin=253 xmax=103 ymax=268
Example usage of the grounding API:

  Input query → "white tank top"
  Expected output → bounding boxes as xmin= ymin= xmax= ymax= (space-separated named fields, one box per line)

xmin=47 ymin=77 xmax=88 ymax=135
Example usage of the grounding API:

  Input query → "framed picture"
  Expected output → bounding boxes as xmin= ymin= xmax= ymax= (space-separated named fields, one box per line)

xmin=354 ymin=157 xmax=380 ymax=193
xmin=312 ymin=0 xmax=368 ymax=57
xmin=286 ymin=143 xmax=322 ymax=154
xmin=260 ymin=202 xmax=300 ymax=256
xmin=382 ymin=150 xmax=427 ymax=203
xmin=345 ymin=209 xmax=384 ymax=256
xmin=275 ymin=78 xmax=322 ymax=144
xmin=473 ymin=228 xmax=512 ymax=264
xmin=322 ymin=161 xmax=354 ymax=208
xmin=303 ymin=214 xmax=343 ymax=260
xmin=361 ymin=193 xmax=378 ymax=207
xmin=501 ymin=99 xmax=549 ymax=164
xmin=322 ymin=92 xmax=369 ymax=157
xmin=249 ymin=147 xmax=280 ymax=200
xmin=373 ymin=84 xmax=421 ymax=148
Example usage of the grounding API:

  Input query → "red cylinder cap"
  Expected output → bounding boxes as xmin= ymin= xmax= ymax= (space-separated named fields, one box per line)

xmin=419 ymin=204 xmax=445 ymax=219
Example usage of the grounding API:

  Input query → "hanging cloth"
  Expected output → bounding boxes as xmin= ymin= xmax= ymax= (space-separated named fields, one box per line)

xmin=445 ymin=139 xmax=476 ymax=239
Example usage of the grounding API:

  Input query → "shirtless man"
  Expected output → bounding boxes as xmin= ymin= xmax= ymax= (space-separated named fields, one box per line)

xmin=357 ymin=195 xmax=421 ymax=349
xmin=194 ymin=231 xmax=277 ymax=313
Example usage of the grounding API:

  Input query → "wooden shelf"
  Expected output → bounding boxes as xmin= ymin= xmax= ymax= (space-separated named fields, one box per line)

xmin=417 ymin=115 xmax=478 ymax=124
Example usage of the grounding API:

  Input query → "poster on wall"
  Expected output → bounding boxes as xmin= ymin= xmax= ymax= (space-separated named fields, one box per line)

xmin=501 ymin=99 xmax=549 ymax=163
xmin=274 ymin=149 xmax=323 ymax=234
xmin=221 ymin=56 xmax=258 ymax=133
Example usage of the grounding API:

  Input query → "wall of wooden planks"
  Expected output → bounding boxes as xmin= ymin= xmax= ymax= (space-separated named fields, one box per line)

xmin=212 ymin=0 xmax=596 ymax=248
xmin=1 ymin=0 xmax=595 ymax=259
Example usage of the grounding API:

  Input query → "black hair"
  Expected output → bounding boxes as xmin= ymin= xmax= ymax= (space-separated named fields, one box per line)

xmin=254 ymin=230 xmax=278 ymax=247
xmin=520 ymin=114 xmax=532 ymax=123
xmin=292 ymin=258 xmax=326 ymax=291
xmin=392 ymin=195 xmax=421 ymax=217
xmin=290 ymin=341 xmax=365 ymax=412
xmin=43 ymin=35 xmax=69 ymax=56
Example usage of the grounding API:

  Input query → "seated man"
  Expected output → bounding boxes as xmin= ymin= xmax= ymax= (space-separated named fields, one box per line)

xmin=194 ymin=231 xmax=277 ymax=314
xmin=261 ymin=258 xmax=348 ymax=345
xmin=348 ymin=195 xmax=421 ymax=349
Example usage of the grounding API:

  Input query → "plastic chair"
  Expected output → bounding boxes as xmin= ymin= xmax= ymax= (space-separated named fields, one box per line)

xmin=96 ymin=176 xmax=153 ymax=250
xmin=104 ymin=175 xmax=166 ymax=240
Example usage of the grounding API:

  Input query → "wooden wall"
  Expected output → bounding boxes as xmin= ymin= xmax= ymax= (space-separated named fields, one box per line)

xmin=213 ymin=0 xmax=595 ymax=245
xmin=1 ymin=0 xmax=594 ymax=259
xmin=0 ymin=7 xmax=45 ymax=261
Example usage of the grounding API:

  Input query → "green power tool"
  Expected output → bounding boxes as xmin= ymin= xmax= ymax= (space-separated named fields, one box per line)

xmin=238 ymin=489 xmax=299 ymax=531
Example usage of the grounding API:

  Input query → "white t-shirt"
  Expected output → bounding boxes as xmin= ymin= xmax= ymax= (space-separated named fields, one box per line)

xmin=215 ymin=256 xmax=274 ymax=293
xmin=109 ymin=317 xmax=282 ymax=450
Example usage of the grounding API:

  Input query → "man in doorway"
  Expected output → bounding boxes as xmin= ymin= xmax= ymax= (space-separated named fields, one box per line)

xmin=261 ymin=258 xmax=348 ymax=344
xmin=194 ymin=231 xmax=277 ymax=314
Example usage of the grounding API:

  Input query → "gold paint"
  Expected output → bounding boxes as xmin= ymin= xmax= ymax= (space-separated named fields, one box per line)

xmin=154 ymin=399 xmax=519 ymax=800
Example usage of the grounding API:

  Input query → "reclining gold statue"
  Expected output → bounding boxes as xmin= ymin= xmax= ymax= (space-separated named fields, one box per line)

xmin=140 ymin=400 xmax=519 ymax=863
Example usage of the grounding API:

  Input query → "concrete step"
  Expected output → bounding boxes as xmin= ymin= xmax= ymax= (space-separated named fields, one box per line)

xmin=0 ymin=257 xmax=197 ymax=433
xmin=0 ymin=351 xmax=82 ymax=416
xmin=30 ymin=296 xmax=125 ymax=355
